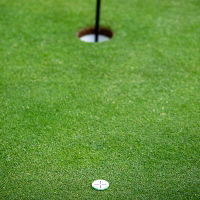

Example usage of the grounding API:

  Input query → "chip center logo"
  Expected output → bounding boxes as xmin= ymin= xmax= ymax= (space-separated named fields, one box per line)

xmin=94 ymin=180 xmax=107 ymax=189
xmin=92 ymin=180 xmax=109 ymax=191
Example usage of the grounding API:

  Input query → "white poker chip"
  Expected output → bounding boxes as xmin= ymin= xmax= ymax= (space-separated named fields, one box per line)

xmin=92 ymin=180 xmax=109 ymax=191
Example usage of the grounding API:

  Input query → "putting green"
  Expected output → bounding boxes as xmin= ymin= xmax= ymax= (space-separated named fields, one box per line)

xmin=0 ymin=0 xmax=199 ymax=199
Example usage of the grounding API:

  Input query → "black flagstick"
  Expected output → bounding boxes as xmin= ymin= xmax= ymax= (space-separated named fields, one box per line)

xmin=95 ymin=0 xmax=101 ymax=42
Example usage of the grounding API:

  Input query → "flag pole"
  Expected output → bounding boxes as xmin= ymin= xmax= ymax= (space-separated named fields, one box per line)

xmin=95 ymin=0 xmax=101 ymax=42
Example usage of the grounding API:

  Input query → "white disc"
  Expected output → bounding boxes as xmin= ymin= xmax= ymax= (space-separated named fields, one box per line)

xmin=80 ymin=34 xmax=110 ymax=43
xmin=92 ymin=180 xmax=109 ymax=191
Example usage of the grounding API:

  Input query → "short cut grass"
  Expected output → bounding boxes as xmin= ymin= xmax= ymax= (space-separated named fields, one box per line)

xmin=0 ymin=0 xmax=200 ymax=199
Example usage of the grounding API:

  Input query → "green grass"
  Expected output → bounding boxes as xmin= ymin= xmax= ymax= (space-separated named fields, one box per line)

xmin=0 ymin=0 xmax=200 ymax=199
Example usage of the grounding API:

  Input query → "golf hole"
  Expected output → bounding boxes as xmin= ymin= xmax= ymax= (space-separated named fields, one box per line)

xmin=78 ymin=27 xmax=113 ymax=43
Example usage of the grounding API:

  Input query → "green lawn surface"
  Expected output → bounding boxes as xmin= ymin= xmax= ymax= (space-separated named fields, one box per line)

xmin=0 ymin=0 xmax=200 ymax=199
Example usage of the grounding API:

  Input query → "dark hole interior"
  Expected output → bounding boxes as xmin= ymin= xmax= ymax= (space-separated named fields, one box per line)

xmin=78 ymin=27 xmax=113 ymax=38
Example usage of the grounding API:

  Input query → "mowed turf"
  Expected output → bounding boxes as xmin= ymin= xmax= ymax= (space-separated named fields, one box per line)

xmin=0 ymin=0 xmax=200 ymax=199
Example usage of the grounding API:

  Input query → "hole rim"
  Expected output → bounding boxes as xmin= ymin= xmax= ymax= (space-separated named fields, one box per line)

xmin=77 ymin=26 xmax=113 ymax=41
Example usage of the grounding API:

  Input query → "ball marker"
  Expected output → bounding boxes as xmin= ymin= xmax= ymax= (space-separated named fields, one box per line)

xmin=92 ymin=180 xmax=109 ymax=191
